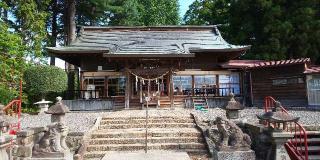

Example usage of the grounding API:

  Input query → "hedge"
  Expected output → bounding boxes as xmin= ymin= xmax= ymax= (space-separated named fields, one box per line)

xmin=24 ymin=65 xmax=67 ymax=100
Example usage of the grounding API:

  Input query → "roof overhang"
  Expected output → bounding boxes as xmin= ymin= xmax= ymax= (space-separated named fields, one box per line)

xmin=102 ymin=53 xmax=195 ymax=58
xmin=189 ymin=46 xmax=251 ymax=53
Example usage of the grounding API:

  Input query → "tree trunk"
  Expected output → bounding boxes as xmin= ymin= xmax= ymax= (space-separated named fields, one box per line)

xmin=65 ymin=0 xmax=78 ymax=98
xmin=65 ymin=0 xmax=76 ymax=45
xmin=50 ymin=0 xmax=58 ymax=66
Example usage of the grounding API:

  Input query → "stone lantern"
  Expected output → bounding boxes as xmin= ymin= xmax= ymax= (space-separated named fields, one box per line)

xmin=45 ymin=97 xmax=70 ymax=123
xmin=31 ymin=96 xmax=72 ymax=159
xmin=34 ymin=99 xmax=52 ymax=114
xmin=256 ymin=101 xmax=299 ymax=131
xmin=224 ymin=93 xmax=244 ymax=119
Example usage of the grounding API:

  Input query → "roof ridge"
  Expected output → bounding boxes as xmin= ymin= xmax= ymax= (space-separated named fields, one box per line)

xmin=80 ymin=25 xmax=218 ymax=32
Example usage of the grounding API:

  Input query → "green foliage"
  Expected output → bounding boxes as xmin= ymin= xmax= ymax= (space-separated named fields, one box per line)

xmin=0 ymin=85 xmax=17 ymax=105
xmin=184 ymin=0 xmax=320 ymax=61
xmin=0 ymin=21 xmax=26 ymax=104
xmin=21 ymin=106 xmax=39 ymax=114
xmin=77 ymin=0 xmax=180 ymax=26
xmin=139 ymin=0 xmax=180 ymax=26
xmin=6 ymin=0 xmax=50 ymax=59
xmin=183 ymin=0 xmax=231 ymax=25
xmin=24 ymin=65 xmax=67 ymax=100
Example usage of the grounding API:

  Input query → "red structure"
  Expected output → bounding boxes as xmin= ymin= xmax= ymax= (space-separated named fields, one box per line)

xmin=2 ymin=80 xmax=22 ymax=135
xmin=264 ymin=96 xmax=308 ymax=160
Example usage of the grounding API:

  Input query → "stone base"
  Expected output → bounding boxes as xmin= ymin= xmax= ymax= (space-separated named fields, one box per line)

xmin=30 ymin=151 xmax=73 ymax=160
xmin=214 ymin=150 xmax=256 ymax=160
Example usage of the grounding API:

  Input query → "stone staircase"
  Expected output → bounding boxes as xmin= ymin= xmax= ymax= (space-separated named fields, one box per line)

xmin=83 ymin=116 xmax=207 ymax=160
xmin=159 ymin=96 xmax=185 ymax=108
xmin=113 ymin=97 xmax=125 ymax=110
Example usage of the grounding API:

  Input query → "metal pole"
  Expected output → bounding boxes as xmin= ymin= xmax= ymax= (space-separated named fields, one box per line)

xmin=145 ymin=80 xmax=150 ymax=153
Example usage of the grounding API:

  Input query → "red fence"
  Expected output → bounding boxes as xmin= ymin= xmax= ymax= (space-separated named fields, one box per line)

xmin=2 ymin=80 xmax=22 ymax=135
xmin=264 ymin=96 xmax=308 ymax=160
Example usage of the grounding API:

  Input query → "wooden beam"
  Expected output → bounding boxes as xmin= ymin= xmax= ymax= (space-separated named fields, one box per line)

xmin=176 ymin=70 xmax=232 ymax=75
xmin=83 ymin=71 xmax=124 ymax=77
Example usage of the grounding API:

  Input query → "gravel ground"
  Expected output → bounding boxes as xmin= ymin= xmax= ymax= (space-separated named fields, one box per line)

xmin=3 ymin=108 xmax=318 ymax=134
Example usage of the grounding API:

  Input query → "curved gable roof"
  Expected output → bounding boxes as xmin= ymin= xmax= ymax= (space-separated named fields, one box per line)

xmin=47 ymin=25 xmax=250 ymax=57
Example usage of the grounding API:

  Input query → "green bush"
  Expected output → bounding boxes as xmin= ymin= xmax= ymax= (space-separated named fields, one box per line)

xmin=24 ymin=65 xmax=67 ymax=103
xmin=0 ymin=84 xmax=17 ymax=105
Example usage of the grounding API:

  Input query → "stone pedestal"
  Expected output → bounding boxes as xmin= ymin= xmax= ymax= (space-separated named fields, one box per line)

xmin=0 ymin=135 xmax=15 ymax=160
xmin=214 ymin=150 xmax=256 ymax=160
xmin=272 ymin=132 xmax=294 ymax=160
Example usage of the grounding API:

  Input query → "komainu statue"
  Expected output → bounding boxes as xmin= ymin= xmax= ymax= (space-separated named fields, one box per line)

xmin=207 ymin=117 xmax=252 ymax=151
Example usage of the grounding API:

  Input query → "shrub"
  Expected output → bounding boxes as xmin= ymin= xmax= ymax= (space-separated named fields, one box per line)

xmin=0 ymin=84 xmax=17 ymax=105
xmin=24 ymin=65 xmax=67 ymax=102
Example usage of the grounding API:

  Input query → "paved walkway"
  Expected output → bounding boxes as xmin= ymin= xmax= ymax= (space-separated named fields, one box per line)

xmin=102 ymin=151 xmax=190 ymax=160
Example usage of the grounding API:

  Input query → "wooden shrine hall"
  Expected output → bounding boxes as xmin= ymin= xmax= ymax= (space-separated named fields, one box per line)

xmin=47 ymin=26 xmax=251 ymax=110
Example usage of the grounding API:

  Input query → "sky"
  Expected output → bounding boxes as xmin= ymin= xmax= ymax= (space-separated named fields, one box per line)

xmin=54 ymin=0 xmax=196 ymax=69
xmin=179 ymin=0 xmax=195 ymax=18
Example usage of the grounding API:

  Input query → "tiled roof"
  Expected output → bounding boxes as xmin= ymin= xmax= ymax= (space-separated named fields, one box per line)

xmin=222 ymin=58 xmax=311 ymax=69
xmin=252 ymin=58 xmax=310 ymax=68
xmin=47 ymin=26 xmax=250 ymax=57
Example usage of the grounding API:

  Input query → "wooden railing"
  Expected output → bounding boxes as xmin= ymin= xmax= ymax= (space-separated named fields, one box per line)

xmin=2 ymin=80 xmax=22 ymax=135
xmin=184 ymin=87 xmax=236 ymax=97
xmin=264 ymin=96 xmax=308 ymax=160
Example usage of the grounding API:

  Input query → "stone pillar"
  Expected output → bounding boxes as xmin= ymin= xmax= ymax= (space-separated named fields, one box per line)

xmin=272 ymin=132 xmax=294 ymax=160
xmin=13 ymin=130 xmax=33 ymax=160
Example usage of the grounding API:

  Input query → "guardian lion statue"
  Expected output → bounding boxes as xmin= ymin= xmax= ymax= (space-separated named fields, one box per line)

xmin=207 ymin=117 xmax=251 ymax=151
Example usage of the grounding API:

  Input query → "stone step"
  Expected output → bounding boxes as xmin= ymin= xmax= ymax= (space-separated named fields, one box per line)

xmin=98 ymin=123 xmax=196 ymax=129
xmin=91 ymin=128 xmax=202 ymax=139
xmin=84 ymin=149 xmax=207 ymax=159
xmin=89 ymin=137 xmax=204 ymax=145
xmin=86 ymin=142 xmax=206 ymax=152
xmin=100 ymin=118 xmax=194 ymax=125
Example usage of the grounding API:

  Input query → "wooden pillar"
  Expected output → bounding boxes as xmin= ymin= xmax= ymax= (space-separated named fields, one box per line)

xmin=192 ymin=75 xmax=195 ymax=96
xmin=104 ymin=76 xmax=109 ymax=97
xmin=157 ymin=79 xmax=160 ymax=108
xmin=170 ymin=70 xmax=174 ymax=109
xmin=140 ymin=79 xmax=143 ymax=103
xmin=125 ymin=70 xmax=130 ymax=109
xmin=216 ymin=75 xmax=219 ymax=96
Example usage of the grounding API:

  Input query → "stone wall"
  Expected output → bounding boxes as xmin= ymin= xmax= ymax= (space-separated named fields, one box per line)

xmin=11 ymin=127 xmax=83 ymax=159
xmin=63 ymin=99 xmax=113 ymax=111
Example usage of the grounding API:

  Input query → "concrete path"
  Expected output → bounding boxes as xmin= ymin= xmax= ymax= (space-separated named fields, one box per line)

xmin=102 ymin=151 xmax=190 ymax=160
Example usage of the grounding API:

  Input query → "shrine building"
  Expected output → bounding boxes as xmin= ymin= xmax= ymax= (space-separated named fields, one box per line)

xmin=47 ymin=26 xmax=320 ymax=110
